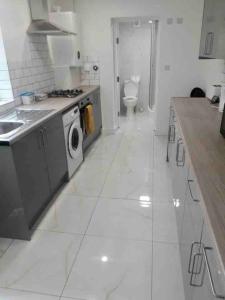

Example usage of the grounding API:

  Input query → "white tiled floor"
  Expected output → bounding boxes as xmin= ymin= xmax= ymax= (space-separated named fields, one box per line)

xmin=0 ymin=113 xmax=185 ymax=300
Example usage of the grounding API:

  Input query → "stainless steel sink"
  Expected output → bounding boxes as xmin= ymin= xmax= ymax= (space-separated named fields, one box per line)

xmin=0 ymin=121 xmax=24 ymax=136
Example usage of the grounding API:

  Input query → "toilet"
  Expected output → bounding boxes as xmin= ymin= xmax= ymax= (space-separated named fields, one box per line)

xmin=123 ymin=76 xmax=140 ymax=117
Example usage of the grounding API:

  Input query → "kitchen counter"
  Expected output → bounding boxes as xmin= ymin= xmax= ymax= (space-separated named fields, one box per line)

xmin=0 ymin=85 xmax=99 ymax=145
xmin=172 ymin=97 xmax=225 ymax=269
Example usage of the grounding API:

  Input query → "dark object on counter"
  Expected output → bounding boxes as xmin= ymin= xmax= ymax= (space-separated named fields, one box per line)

xmin=93 ymin=65 xmax=99 ymax=71
xmin=211 ymin=95 xmax=220 ymax=104
xmin=190 ymin=87 xmax=206 ymax=98
xmin=220 ymin=104 xmax=225 ymax=138
xmin=48 ymin=89 xmax=83 ymax=98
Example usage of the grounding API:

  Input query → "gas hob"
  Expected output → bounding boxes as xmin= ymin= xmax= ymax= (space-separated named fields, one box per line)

xmin=48 ymin=89 xmax=84 ymax=98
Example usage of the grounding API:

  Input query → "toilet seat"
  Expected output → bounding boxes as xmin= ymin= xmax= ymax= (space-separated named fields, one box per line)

xmin=123 ymin=96 xmax=137 ymax=101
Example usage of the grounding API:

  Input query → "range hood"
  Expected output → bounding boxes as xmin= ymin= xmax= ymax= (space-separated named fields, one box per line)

xmin=27 ymin=0 xmax=75 ymax=35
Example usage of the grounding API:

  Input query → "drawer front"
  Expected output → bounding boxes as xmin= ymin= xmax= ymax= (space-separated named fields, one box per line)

xmin=186 ymin=167 xmax=204 ymax=244
xmin=201 ymin=223 xmax=225 ymax=299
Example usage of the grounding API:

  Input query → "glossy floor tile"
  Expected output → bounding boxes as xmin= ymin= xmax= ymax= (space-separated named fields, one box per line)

xmin=63 ymin=236 xmax=152 ymax=300
xmin=0 ymin=113 xmax=185 ymax=300
xmin=38 ymin=195 xmax=98 ymax=234
xmin=0 ymin=288 xmax=59 ymax=300
xmin=0 ymin=231 xmax=82 ymax=296
xmin=152 ymin=242 xmax=185 ymax=300
xmin=87 ymin=197 xmax=153 ymax=240
xmin=0 ymin=239 xmax=12 ymax=258
xmin=61 ymin=157 xmax=112 ymax=197
xmin=153 ymin=202 xmax=179 ymax=243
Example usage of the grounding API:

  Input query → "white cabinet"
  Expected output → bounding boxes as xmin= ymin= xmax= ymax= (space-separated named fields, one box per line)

xmin=48 ymin=12 xmax=82 ymax=67
xmin=199 ymin=0 xmax=225 ymax=59
xmin=167 ymin=106 xmax=225 ymax=300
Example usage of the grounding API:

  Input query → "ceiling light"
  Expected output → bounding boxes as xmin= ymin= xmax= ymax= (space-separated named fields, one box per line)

xmin=148 ymin=20 xmax=153 ymax=24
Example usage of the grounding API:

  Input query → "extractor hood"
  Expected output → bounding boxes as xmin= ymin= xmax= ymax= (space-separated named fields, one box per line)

xmin=27 ymin=0 xmax=75 ymax=36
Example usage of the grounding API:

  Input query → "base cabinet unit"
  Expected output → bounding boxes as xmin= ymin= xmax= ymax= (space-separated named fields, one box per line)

xmin=0 ymin=114 xmax=68 ymax=240
xmin=167 ymin=104 xmax=225 ymax=300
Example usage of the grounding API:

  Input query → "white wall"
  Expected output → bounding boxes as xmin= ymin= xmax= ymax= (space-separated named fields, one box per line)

xmin=119 ymin=22 xmax=151 ymax=112
xmin=75 ymin=0 xmax=211 ymax=134
xmin=48 ymin=0 xmax=75 ymax=12
xmin=0 ymin=0 xmax=55 ymax=109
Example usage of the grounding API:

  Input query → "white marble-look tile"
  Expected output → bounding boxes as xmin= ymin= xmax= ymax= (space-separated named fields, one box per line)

xmin=153 ymin=168 xmax=173 ymax=203
xmin=0 ymin=231 xmax=82 ymax=296
xmin=0 ymin=288 xmax=59 ymax=299
xmin=85 ymin=132 xmax=123 ymax=161
xmin=38 ymin=195 xmax=98 ymax=234
xmin=0 ymin=239 xmax=12 ymax=257
xmin=152 ymin=242 xmax=185 ymax=300
xmin=153 ymin=135 xmax=168 ymax=170
xmin=101 ymin=163 xmax=153 ymax=201
xmin=87 ymin=198 xmax=152 ymax=240
xmin=63 ymin=236 xmax=152 ymax=300
xmin=61 ymin=158 xmax=111 ymax=197
xmin=153 ymin=202 xmax=178 ymax=243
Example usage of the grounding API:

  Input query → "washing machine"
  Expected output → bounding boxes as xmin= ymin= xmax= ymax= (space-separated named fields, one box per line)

xmin=63 ymin=105 xmax=83 ymax=179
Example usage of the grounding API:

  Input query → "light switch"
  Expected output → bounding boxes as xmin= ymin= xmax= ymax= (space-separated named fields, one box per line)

xmin=177 ymin=18 xmax=183 ymax=24
xmin=167 ymin=18 xmax=173 ymax=25
xmin=164 ymin=65 xmax=171 ymax=71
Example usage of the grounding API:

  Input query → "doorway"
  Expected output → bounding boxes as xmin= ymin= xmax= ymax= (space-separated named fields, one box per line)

xmin=112 ymin=17 xmax=158 ymax=126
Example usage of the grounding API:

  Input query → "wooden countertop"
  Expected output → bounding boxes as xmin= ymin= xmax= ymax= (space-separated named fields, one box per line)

xmin=172 ymin=97 xmax=225 ymax=269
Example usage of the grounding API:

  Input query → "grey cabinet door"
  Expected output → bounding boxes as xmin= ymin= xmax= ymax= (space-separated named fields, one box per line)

xmin=13 ymin=127 xmax=50 ymax=227
xmin=92 ymin=90 xmax=102 ymax=133
xmin=42 ymin=114 xmax=68 ymax=193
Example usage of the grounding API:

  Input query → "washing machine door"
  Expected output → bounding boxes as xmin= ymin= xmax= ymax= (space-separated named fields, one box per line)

xmin=68 ymin=121 xmax=83 ymax=158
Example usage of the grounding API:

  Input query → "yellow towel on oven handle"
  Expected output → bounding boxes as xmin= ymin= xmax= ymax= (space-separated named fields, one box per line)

xmin=84 ymin=104 xmax=95 ymax=135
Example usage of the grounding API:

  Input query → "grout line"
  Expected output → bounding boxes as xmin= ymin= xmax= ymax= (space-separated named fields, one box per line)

xmin=59 ymin=234 xmax=86 ymax=298
xmin=59 ymin=135 xmax=124 ymax=298
xmin=151 ymin=131 xmax=156 ymax=300
xmin=84 ymin=233 xmax=153 ymax=243
xmin=0 ymin=286 xmax=60 ymax=298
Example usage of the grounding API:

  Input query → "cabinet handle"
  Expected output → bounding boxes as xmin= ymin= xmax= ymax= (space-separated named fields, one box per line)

xmin=176 ymin=138 xmax=185 ymax=167
xmin=204 ymin=32 xmax=214 ymax=56
xmin=188 ymin=242 xmax=204 ymax=275
xmin=203 ymin=247 xmax=225 ymax=299
xmin=43 ymin=127 xmax=48 ymax=146
xmin=187 ymin=179 xmax=200 ymax=202
xmin=39 ymin=129 xmax=45 ymax=147
xmin=37 ymin=130 xmax=43 ymax=149
xmin=168 ymin=125 xmax=176 ymax=143
xmin=190 ymin=252 xmax=206 ymax=287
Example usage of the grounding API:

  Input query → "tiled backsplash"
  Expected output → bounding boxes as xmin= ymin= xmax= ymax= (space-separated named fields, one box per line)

xmin=0 ymin=26 xmax=14 ymax=105
xmin=81 ymin=56 xmax=100 ymax=86
xmin=7 ymin=35 xmax=55 ymax=105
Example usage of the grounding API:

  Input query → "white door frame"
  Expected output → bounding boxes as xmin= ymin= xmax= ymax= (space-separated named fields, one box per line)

xmin=149 ymin=20 xmax=158 ymax=111
xmin=112 ymin=17 xmax=159 ymax=126
xmin=112 ymin=20 xmax=121 ymax=128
